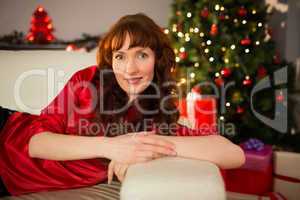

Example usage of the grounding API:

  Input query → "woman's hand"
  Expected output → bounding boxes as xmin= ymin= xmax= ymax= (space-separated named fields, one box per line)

xmin=107 ymin=160 xmax=129 ymax=184
xmin=104 ymin=130 xmax=177 ymax=164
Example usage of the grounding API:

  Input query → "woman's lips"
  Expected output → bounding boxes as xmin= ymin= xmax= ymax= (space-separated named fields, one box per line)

xmin=125 ymin=77 xmax=142 ymax=85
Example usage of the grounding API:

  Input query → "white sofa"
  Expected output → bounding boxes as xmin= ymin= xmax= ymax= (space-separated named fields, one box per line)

xmin=0 ymin=50 xmax=226 ymax=200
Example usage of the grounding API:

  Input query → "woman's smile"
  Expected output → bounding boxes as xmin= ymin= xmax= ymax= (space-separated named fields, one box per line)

xmin=125 ymin=76 xmax=143 ymax=85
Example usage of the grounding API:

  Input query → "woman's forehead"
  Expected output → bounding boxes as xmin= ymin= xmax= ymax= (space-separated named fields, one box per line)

xmin=111 ymin=31 xmax=154 ymax=52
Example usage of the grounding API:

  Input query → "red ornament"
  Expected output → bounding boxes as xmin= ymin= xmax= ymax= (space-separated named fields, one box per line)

xmin=237 ymin=106 xmax=245 ymax=114
xmin=276 ymin=94 xmax=284 ymax=102
xmin=66 ymin=44 xmax=78 ymax=51
xmin=27 ymin=33 xmax=34 ymax=42
xmin=221 ymin=68 xmax=232 ymax=78
xmin=46 ymin=34 xmax=54 ymax=41
xmin=26 ymin=5 xmax=55 ymax=44
xmin=177 ymin=22 xmax=183 ymax=32
xmin=210 ymin=24 xmax=218 ymax=36
xmin=238 ymin=6 xmax=247 ymax=17
xmin=267 ymin=27 xmax=273 ymax=36
xmin=240 ymin=37 xmax=251 ymax=46
xmin=179 ymin=52 xmax=188 ymax=60
xmin=200 ymin=7 xmax=209 ymax=18
xmin=273 ymin=52 xmax=281 ymax=64
xmin=215 ymin=77 xmax=224 ymax=87
xmin=243 ymin=77 xmax=253 ymax=86
xmin=192 ymin=85 xmax=202 ymax=94
xmin=257 ymin=65 xmax=267 ymax=78
xmin=219 ymin=14 xmax=225 ymax=21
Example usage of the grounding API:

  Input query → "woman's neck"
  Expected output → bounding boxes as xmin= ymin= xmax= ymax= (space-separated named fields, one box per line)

xmin=128 ymin=94 xmax=138 ymax=103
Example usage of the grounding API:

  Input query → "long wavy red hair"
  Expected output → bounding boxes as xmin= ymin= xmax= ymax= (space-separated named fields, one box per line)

xmin=93 ymin=13 xmax=179 ymax=136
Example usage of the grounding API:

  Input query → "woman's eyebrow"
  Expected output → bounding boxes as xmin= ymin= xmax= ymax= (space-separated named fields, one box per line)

xmin=113 ymin=50 xmax=125 ymax=54
xmin=114 ymin=48 xmax=147 ymax=54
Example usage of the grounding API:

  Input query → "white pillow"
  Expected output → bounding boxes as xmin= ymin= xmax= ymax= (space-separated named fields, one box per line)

xmin=0 ymin=50 xmax=97 ymax=114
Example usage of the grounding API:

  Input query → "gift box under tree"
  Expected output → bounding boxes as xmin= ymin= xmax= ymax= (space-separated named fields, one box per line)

xmin=177 ymin=90 xmax=217 ymax=134
xmin=273 ymin=151 xmax=300 ymax=200
xmin=224 ymin=139 xmax=273 ymax=195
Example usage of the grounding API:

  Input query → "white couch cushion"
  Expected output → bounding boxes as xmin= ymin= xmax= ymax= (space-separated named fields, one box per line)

xmin=0 ymin=50 xmax=97 ymax=114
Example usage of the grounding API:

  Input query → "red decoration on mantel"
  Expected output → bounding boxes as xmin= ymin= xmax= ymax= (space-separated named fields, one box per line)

xmin=26 ymin=5 xmax=55 ymax=44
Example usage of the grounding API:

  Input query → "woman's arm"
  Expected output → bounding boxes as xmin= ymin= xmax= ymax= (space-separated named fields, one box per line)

xmin=28 ymin=131 xmax=176 ymax=162
xmin=28 ymin=132 xmax=110 ymax=160
xmin=160 ymin=135 xmax=245 ymax=169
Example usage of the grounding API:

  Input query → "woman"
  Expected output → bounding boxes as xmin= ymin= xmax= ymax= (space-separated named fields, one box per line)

xmin=0 ymin=13 xmax=245 ymax=197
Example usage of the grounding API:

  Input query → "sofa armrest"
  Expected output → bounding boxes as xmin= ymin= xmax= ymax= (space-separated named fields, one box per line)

xmin=120 ymin=157 xmax=226 ymax=200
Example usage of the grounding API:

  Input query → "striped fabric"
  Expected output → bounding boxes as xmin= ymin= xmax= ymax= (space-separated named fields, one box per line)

xmin=1 ymin=181 xmax=121 ymax=200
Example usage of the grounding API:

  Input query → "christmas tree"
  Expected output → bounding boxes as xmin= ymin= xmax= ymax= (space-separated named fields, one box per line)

xmin=26 ymin=5 xmax=55 ymax=44
xmin=167 ymin=0 xmax=295 ymax=145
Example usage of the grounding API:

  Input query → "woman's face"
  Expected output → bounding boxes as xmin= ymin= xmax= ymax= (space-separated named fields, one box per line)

xmin=112 ymin=34 xmax=155 ymax=102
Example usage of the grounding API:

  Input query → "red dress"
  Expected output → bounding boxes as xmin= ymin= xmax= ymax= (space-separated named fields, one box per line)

xmin=0 ymin=65 xmax=213 ymax=196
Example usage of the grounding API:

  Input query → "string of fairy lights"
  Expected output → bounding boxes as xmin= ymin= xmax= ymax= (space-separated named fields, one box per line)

xmin=162 ymin=2 xmax=282 ymax=124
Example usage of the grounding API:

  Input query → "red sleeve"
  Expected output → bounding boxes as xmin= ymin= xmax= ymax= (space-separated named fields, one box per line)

xmin=0 ymin=66 xmax=107 ymax=196
xmin=37 ymin=68 xmax=81 ymax=135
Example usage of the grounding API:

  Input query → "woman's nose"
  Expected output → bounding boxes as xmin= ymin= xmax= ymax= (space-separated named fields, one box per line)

xmin=125 ymin=58 xmax=138 ymax=74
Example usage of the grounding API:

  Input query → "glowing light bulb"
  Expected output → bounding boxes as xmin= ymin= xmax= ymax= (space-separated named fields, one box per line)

xmin=177 ymin=32 xmax=184 ymax=37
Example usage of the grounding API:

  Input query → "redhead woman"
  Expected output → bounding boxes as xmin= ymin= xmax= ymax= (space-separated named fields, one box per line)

xmin=0 ymin=13 xmax=245 ymax=198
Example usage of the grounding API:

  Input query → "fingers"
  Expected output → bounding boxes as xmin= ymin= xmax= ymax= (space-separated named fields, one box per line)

xmin=108 ymin=161 xmax=114 ymax=184
xmin=114 ymin=163 xmax=129 ymax=182
xmin=135 ymin=134 xmax=175 ymax=150
xmin=136 ymin=150 xmax=172 ymax=161
xmin=139 ymin=144 xmax=176 ymax=156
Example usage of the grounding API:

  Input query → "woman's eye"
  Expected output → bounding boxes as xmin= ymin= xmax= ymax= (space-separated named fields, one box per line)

xmin=114 ymin=54 xmax=123 ymax=60
xmin=138 ymin=52 xmax=148 ymax=59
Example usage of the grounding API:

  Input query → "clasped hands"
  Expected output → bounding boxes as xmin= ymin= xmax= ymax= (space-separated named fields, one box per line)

xmin=106 ymin=130 xmax=177 ymax=184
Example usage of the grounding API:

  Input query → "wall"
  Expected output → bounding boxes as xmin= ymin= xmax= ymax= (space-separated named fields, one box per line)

xmin=0 ymin=0 xmax=299 ymax=63
xmin=0 ymin=0 xmax=173 ymax=40
xmin=286 ymin=0 xmax=300 ymax=63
